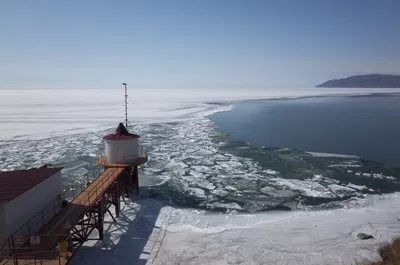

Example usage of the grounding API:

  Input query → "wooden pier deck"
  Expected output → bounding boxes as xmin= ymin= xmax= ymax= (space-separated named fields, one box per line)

xmin=2 ymin=167 xmax=125 ymax=265
xmin=40 ymin=166 xmax=124 ymax=237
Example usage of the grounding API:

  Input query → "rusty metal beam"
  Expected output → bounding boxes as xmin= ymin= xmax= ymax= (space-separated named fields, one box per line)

xmin=97 ymin=199 xmax=104 ymax=240
xmin=133 ymin=166 xmax=139 ymax=195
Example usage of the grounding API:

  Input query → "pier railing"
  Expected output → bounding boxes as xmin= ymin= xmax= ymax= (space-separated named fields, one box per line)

xmin=0 ymin=231 xmax=75 ymax=265
xmin=0 ymin=246 xmax=69 ymax=265
xmin=47 ymin=167 xmax=123 ymax=232
xmin=0 ymin=193 xmax=68 ymax=258
xmin=96 ymin=145 xmax=148 ymax=165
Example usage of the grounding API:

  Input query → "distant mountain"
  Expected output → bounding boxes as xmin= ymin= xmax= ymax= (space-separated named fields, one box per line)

xmin=316 ymin=74 xmax=400 ymax=88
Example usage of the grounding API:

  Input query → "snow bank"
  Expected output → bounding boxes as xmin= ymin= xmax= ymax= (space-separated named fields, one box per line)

xmin=70 ymin=193 xmax=400 ymax=265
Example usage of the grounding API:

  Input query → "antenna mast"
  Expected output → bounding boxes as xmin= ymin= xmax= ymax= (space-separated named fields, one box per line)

xmin=122 ymin=83 xmax=128 ymax=127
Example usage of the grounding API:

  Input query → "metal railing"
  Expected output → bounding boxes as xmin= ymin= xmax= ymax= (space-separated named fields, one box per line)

xmin=1 ymin=250 xmax=63 ymax=265
xmin=46 ymin=167 xmax=123 ymax=235
xmin=1 ymin=193 xmax=67 ymax=258
xmin=63 ymin=167 xmax=103 ymax=199
xmin=96 ymin=145 xmax=148 ymax=165
xmin=1 ymin=235 xmax=71 ymax=265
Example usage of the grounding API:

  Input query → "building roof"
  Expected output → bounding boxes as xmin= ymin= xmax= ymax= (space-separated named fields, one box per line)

xmin=0 ymin=167 xmax=63 ymax=203
xmin=103 ymin=122 xmax=140 ymax=140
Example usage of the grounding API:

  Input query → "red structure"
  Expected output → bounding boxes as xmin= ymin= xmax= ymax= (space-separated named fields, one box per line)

xmin=0 ymin=168 xmax=62 ymax=202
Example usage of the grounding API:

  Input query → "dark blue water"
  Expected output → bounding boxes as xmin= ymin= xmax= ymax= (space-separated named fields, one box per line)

xmin=210 ymin=94 xmax=400 ymax=168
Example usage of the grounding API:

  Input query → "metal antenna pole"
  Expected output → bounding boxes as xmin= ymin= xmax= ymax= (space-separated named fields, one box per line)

xmin=122 ymin=83 xmax=128 ymax=127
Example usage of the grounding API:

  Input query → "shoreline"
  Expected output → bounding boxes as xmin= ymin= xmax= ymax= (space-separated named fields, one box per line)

xmin=210 ymin=91 xmax=400 ymax=105
xmin=70 ymin=193 xmax=400 ymax=265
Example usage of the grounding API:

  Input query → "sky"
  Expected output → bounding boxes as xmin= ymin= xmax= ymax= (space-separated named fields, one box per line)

xmin=1 ymin=0 xmax=400 ymax=89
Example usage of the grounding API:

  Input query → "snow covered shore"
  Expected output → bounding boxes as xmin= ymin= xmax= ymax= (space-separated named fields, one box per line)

xmin=71 ymin=193 xmax=400 ymax=265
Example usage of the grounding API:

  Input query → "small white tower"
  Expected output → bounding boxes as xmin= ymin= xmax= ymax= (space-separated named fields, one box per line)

xmin=96 ymin=83 xmax=147 ymax=195
xmin=103 ymin=123 xmax=141 ymax=164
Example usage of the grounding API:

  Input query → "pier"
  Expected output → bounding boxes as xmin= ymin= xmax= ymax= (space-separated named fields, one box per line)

xmin=0 ymin=153 xmax=147 ymax=265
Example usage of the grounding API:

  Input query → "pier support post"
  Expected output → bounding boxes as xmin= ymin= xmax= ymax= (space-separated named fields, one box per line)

xmin=133 ymin=166 xmax=139 ymax=195
xmin=127 ymin=167 xmax=133 ymax=196
xmin=114 ymin=181 xmax=120 ymax=217
xmin=97 ymin=198 xmax=104 ymax=240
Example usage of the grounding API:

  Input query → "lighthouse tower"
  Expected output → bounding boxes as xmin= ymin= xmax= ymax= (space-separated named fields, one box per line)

xmin=103 ymin=122 xmax=141 ymax=164
xmin=96 ymin=83 xmax=148 ymax=195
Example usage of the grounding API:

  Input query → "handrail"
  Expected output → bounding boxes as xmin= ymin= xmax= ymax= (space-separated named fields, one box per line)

xmin=96 ymin=145 xmax=148 ymax=165
xmin=0 ymin=167 xmax=103 ymax=257
xmin=0 ymin=189 xmax=67 ymax=256
xmin=97 ymin=144 xmax=148 ymax=157
xmin=2 ymin=230 xmax=74 ymax=264
xmin=46 ymin=167 xmax=121 ymax=235
xmin=1 ymin=247 xmax=67 ymax=265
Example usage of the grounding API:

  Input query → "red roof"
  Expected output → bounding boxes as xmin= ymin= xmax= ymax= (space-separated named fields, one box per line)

xmin=103 ymin=123 xmax=140 ymax=140
xmin=0 ymin=167 xmax=63 ymax=203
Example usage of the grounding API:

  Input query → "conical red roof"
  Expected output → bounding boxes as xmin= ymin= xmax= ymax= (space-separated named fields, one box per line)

xmin=103 ymin=123 xmax=140 ymax=140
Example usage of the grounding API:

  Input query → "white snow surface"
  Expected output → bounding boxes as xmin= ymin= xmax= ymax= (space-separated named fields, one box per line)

xmin=71 ymin=194 xmax=400 ymax=265
xmin=307 ymin=152 xmax=360 ymax=159
xmin=1 ymin=87 xmax=400 ymax=140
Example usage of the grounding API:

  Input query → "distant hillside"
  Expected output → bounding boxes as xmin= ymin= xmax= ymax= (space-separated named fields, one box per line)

xmin=316 ymin=74 xmax=400 ymax=88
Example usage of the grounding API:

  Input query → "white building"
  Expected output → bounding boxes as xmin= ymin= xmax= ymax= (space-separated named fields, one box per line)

xmin=0 ymin=166 xmax=63 ymax=247
xmin=103 ymin=123 xmax=142 ymax=164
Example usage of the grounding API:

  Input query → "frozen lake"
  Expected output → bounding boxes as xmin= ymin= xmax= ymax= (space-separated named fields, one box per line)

xmin=1 ymin=87 xmax=400 ymax=264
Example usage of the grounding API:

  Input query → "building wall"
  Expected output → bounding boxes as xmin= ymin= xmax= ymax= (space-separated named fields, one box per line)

xmin=105 ymin=139 xmax=139 ymax=163
xmin=0 ymin=203 xmax=6 ymax=246
xmin=3 ymin=171 xmax=63 ymax=242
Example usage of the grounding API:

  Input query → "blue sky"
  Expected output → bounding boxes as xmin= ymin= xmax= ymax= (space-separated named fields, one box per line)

xmin=1 ymin=0 xmax=399 ymax=89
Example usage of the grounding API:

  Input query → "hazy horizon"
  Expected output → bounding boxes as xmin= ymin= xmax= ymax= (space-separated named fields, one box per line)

xmin=1 ymin=0 xmax=400 ymax=89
